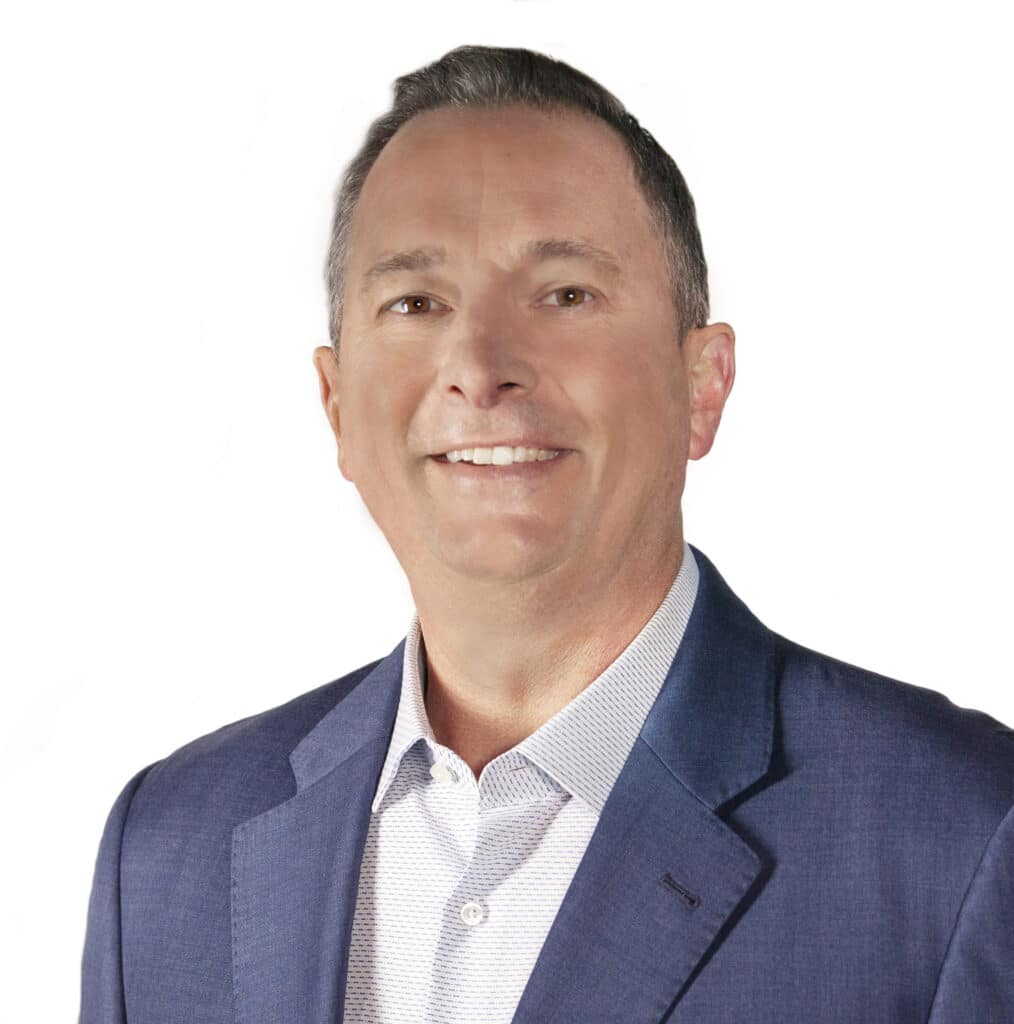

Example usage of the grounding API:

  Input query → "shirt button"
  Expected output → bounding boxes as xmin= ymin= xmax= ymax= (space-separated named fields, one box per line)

xmin=429 ymin=762 xmax=456 ymax=783
xmin=460 ymin=902 xmax=485 ymax=926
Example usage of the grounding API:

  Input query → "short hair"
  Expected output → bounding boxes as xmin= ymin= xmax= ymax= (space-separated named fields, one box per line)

xmin=325 ymin=44 xmax=709 ymax=363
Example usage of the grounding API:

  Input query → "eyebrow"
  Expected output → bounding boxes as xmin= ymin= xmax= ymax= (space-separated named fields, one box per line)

xmin=358 ymin=237 xmax=624 ymax=295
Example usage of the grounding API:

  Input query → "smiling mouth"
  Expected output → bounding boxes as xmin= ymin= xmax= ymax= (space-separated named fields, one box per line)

xmin=432 ymin=449 xmax=565 ymax=465
xmin=431 ymin=443 xmax=568 ymax=464
xmin=429 ymin=449 xmax=573 ymax=477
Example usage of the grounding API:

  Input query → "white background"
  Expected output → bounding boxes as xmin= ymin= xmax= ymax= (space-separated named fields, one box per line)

xmin=2 ymin=0 xmax=1011 ymax=1017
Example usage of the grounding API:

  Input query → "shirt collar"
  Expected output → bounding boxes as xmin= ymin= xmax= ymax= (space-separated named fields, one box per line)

xmin=371 ymin=543 xmax=700 ymax=815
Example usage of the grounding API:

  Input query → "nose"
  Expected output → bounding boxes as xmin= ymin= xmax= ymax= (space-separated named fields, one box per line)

xmin=435 ymin=312 xmax=537 ymax=409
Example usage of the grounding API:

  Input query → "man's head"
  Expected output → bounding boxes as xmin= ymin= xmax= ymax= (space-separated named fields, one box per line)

xmin=313 ymin=46 xmax=734 ymax=596
xmin=324 ymin=45 xmax=709 ymax=361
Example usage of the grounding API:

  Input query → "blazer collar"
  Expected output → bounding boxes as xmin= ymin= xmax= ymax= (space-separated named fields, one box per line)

xmin=287 ymin=636 xmax=405 ymax=792
xmin=640 ymin=543 xmax=776 ymax=811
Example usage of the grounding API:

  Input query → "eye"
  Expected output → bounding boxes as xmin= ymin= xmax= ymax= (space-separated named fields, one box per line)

xmin=542 ymin=286 xmax=595 ymax=309
xmin=384 ymin=294 xmax=449 ymax=316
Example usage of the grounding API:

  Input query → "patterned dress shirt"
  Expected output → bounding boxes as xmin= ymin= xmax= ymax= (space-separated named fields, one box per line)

xmin=344 ymin=543 xmax=700 ymax=1023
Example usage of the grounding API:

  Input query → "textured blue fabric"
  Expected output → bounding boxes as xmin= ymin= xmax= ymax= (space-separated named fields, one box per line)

xmin=80 ymin=546 xmax=1014 ymax=1023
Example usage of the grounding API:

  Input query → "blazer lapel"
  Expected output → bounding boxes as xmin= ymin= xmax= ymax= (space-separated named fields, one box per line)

xmin=231 ymin=546 xmax=778 ymax=1024
xmin=230 ymin=640 xmax=404 ymax=1024
xmin=512 ymin=546 xmax=778 ymax=1023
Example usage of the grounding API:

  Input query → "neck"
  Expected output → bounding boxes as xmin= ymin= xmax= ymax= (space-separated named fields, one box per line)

xmin=413 ymin=526 xmax=686 ymax=780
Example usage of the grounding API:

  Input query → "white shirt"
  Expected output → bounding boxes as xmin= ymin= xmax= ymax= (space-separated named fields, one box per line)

xmin=343 ymin=544 xmax=700 ymax=1023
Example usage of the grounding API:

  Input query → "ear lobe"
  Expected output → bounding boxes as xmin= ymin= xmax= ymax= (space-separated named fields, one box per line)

xmin=686 ymin=323 xmax=736 ymax=461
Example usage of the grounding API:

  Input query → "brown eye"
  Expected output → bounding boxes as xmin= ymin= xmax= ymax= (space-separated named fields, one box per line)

xmin=545 ymin=286 xmax=593 ymax=308
xmin=387 ymin=295 xmax=443 ymax=315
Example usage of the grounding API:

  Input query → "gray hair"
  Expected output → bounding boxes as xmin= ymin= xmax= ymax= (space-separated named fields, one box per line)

xmin=325 ymin=44 xmax=709 ymax=363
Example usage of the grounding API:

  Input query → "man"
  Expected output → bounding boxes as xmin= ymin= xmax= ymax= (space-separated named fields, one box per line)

xmin=81 ymin=44 xmax=1014 ymax=1023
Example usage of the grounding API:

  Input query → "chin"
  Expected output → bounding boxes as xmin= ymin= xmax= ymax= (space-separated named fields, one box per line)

xmin=435 ymin=529 xmax=571 ymax=584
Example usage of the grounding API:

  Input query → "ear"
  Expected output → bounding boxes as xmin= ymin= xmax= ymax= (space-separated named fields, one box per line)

xmin=312 ymin=345 xmax=352 ymax=480
xmin=683 ymin=322 xmax=736 ymax=460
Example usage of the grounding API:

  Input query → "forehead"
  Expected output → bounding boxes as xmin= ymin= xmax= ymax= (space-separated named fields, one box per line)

xmin=347 ymin=104 xmax=659 ymax=276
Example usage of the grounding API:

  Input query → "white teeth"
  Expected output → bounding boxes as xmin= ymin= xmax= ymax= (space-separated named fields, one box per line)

xmin=444 ymin=446 xmax=562 ymax=464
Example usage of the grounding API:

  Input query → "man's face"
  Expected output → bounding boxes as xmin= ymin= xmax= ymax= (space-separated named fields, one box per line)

xmin=314 ymin=104 xmax=731 ymax=589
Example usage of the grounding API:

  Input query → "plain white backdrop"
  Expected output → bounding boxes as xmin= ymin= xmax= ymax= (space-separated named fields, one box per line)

xmin=2 ymin=0 xmax=1011 ymax=1017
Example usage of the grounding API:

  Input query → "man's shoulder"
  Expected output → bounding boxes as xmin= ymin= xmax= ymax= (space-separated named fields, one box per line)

xmin=695 ymin=545 xmax=1012 ymax=788
xmin=773 ymin=634 xmax=1014 ymax=815
xmin=124 ymin=655 xmax=386 ymax=831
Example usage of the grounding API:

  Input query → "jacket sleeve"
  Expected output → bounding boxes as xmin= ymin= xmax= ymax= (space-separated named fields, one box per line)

xmin=926 ymin=801 xmax=1014 ymax=1023
xmin=79 ymin=763 xmax=159 ymax=1024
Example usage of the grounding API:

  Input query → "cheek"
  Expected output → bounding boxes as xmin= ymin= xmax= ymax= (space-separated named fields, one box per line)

xmin=592 ymin=338 xmax=685 ymax=435
xmin=340 ymin=364 xmax=426 ymax=485
xmin=607 ymin=350 xmax=689 ymax=493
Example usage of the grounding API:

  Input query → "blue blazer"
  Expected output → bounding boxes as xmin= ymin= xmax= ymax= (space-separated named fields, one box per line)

xmin=80 ymin=547 xmax=1014 ymax=1023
